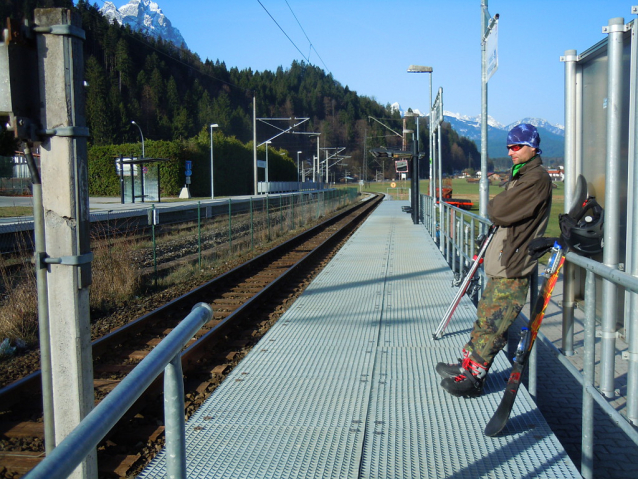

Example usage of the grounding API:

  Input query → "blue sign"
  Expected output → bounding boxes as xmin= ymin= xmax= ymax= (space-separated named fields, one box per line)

xmin=185 ymin=160 xmax=192 ymax=170
xmin=185 ymin=169 xmax=192 ymax=177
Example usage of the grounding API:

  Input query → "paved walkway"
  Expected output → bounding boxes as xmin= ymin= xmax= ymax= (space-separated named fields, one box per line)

xmin=139 ymin=199 xmax=578 ymax=478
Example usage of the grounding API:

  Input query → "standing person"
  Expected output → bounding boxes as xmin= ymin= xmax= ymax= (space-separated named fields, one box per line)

xmin=436 ymin=123 xmax=553 ymax=398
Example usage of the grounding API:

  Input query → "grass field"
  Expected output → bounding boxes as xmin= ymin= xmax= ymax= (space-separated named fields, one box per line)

xmin=358 ymin=178 xmax=565 ymax=238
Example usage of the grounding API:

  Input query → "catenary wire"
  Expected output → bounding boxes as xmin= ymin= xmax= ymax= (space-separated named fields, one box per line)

xmin=284 ymin=0 xmax=331 ymax=74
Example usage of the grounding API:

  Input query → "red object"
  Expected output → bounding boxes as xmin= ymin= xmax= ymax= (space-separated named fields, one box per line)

xmin=444 ymin=199 xmax=474 ymax=210
xmin=435 ymin=187 xmax=453 ymax=199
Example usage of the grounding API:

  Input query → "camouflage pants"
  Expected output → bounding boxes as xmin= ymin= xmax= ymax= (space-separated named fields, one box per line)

xmin=464 ymin=276 xmax=530 ymax=365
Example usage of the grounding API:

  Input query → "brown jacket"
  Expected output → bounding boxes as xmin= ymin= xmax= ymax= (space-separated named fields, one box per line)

xmin=484 ymin=156 xmax=553 ymax=279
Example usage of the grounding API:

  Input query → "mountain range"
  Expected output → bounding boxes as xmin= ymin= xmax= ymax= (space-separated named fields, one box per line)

xmin=100 ymin=0 xmax=187 ymax=49
xmin=392 ymin=103 xmax=565 ymax=159
xmin=97 ymin=2 xmax=564 ymax=160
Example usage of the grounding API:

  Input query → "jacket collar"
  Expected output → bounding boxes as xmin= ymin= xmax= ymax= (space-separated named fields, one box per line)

xmin=512 ymin=155 xmax=542 ymax=178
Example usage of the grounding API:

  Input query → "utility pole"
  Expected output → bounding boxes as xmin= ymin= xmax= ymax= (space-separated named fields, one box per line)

xmin=35 ymin=9 xmax=96 ymax=478
xmin=480 ymin=1 xmax=499 ymax=218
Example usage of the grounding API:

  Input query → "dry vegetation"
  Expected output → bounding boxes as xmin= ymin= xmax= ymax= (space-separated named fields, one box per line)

xmin=0 ymin=193 xmax=357 ymax=355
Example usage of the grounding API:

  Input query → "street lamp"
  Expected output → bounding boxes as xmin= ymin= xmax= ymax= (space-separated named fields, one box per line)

xmin=296 ymin=151 xmax=302 ymax=187
xmin=210 ymin=123 xmax=218 ymax=199
xmin=131 ymin=121 xmax=146 ymax=202
xmin=408 ymin=65 xmax=433 ymax=226
xmin=131 ymin=121 xmax=144 ymax=158
xmin=407 ymin=65 xmax=433 ymax=196
xmin=265 ymin=141 xmax=272 ymax=190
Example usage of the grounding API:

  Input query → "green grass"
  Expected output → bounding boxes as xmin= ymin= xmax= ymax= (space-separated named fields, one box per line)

xmin=359 ymin=178 xmax=565 ymax=238
xmin=0 ymin=206 xmax=33 ymax=218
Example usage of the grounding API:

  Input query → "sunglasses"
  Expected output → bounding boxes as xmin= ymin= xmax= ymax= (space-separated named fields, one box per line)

xmin=507 ymin=144 xmax=525 ymax=152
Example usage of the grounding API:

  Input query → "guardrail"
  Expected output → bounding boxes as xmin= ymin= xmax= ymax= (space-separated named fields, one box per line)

xmin=24 ymin=302 xmax=214 ymax=479
xmin=421 ymin=194 xmax=491 ymax=296
xmin=420 ymin=192 xmax=638 ymax=479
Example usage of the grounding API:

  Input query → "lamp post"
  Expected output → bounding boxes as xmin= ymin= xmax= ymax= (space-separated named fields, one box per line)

xmin=407 ymin=65 xmax=433 ymax=197
xmin=131 ymin=120 xmax=144 ymax=158
xmin=131 ymin=120 xmax=145 ymax=202
xmin=265 ymin=141 xmax=272 ymax=192
xmin=210 ymin=123 xmax=218 ymax=199
xmin=296 ymin=151 xmax=302 ymax=188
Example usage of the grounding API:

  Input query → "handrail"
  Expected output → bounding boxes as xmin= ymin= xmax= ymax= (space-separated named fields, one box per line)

xmin=24 ymin=302 xmax=214 ymax=479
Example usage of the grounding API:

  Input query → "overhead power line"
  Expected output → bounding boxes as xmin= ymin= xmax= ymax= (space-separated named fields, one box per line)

xmin=284 ymin=0 xmax=330 ymax=74
xmin=257 ymin=0 xmax=310 ymax=63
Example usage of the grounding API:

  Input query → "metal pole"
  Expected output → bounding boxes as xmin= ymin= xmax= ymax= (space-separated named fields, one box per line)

xmin=479 ymin=0 xmax=490 ymax=219
xmin=131 ymin=120 xmax=145 ymax=203
xmin=316 ymin=136 xmax=320 ymax=185
xmin=415 ymin=115 xmax=420 ymax=224
xmin=253 ymin=96 xmax=258 ymax=195
xmin=429 ymin=72 xmax=433 ymax=198
xmin=438 ymin=121 xmax=443 ymax=252
xmin=528 ymin=267 xmax=539 ymax=400
xmin=562 ymin=49 xmax=579 ymax=356
xmin=210 ymin=124 xmax=218 ymax=199
xmin=164 ymin=354 xmax=186 ymax=479
xmin=197 ymin=201 xmax=201 ymax=269
xmin=131 ymin=121 xmax=144 ymax=158
xmin=600 ymin=16 xmax=625 ymax=398
xmin=265 ymin=142 xmax=270 ymax=187
xmin=24 ymin=144 xmax=55 ymax=453
xmin=628 ymin=7 xmax=638 ymax=426
xmin=581 ymin=270 xmax=596 ymax=479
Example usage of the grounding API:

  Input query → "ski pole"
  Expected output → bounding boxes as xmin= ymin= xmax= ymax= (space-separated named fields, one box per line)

xmin=432 ymin=224 xmax=497 ymax=340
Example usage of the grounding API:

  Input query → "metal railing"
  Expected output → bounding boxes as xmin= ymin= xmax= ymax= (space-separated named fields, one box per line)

xmin=421 ymin=194 xmax=491 ymax=295
xmin=420 ymin=191 xmax=638 ymax=479
xmin=24 ymin=302 xmax=213 ymax=479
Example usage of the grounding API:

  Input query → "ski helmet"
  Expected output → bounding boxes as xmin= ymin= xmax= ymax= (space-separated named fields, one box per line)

xmin=559 ymin=198 xmax=604 ymax=256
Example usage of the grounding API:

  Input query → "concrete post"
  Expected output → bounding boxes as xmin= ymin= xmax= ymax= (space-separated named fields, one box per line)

xmin=35 ymin=8 xmax=96 ymax=478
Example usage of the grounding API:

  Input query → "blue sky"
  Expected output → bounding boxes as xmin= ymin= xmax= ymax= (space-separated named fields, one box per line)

xmin=99 ymin=0 xmax=635 ymax=127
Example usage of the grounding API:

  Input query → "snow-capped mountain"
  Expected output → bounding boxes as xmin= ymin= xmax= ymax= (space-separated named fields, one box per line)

xmin=100 ymin=0 xmax=187 ymax=49
xmin=391 ymin=102 xmax=424 ymax=118
xmin=393 ymin=103 xmax=565 ymax=158
xmin=505 ymin=118 xmax=565 ymax=137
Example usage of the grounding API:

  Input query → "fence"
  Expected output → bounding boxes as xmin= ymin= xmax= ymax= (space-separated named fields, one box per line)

xmin=98 ymin=189 xmax=359 ymax=283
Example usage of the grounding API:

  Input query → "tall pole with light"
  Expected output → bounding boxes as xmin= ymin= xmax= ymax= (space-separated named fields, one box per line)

xmin=131 ymin=120 xmax=144 ymax=158
xmin=407 ymin=65 xmax=433 ymax=199
xmin=210 ymin=123 xmax=218 ymax=199
xmin=131 ymin=120 xmax=145 ymax=202
xmin=407 ymin=65 xmax=433 ymax=224
xmin=480 ymin=1 xmax=499 ymax=218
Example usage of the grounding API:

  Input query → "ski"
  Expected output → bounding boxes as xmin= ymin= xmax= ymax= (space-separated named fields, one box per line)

xmin=433 ymin=224 xmax=498 ymax=340
xmin=484 ymin=242 xmax=565 ymax=437
xmin=484 ymin=175 xmax=604 ymax=437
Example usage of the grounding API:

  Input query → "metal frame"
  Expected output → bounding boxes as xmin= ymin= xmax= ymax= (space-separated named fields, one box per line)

xmin=24 ymin=303 xmax=214 ymax=479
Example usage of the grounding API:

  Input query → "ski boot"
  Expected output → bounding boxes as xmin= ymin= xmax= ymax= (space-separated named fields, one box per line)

xmin=435 ymin=349 xmax=470 ymax=379
xmin=440 ymin=353 xmax=489 ymax=398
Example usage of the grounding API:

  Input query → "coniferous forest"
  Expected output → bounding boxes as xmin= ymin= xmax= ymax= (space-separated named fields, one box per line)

xmin=1 ymin=0 xmax=481 ymax=195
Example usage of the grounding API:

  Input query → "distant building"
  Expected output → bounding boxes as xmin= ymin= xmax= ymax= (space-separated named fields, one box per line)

xmin=546 ymin=166 xmax=564 ymax=182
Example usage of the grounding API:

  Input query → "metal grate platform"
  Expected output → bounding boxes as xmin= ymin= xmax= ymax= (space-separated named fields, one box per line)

xmin=138 ymin=200 xmax=580 ymax=478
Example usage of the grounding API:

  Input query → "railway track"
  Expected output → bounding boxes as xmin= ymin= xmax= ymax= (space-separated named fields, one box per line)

xmin=0 ymin=193 xmax=382 ymax=478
